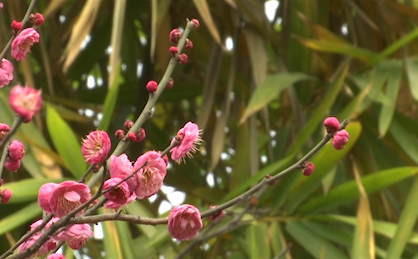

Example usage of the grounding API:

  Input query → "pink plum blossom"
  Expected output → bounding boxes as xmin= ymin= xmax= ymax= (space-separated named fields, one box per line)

xmin=47 ymin=253 xmax=66 ymax=259
xmin=4 ymin=158 xmax=20 ymax=171
xmin=18 ymin=233 xmax=56 ymax=259
xmin=103 ymin=178 xmax=130 ymax=205
xmin=81 ymin=130 xmax=111 ymax=164
xmin=0 ymin=58 xmax=13 ymax=87
xmin=302 ymin=162 xmax=315 ymax=176
xmin=56 ymin=223 xmax=93 ymax=250
xmin=170 ymin=122 xmax=202 ymax=163
xmin=324 ymin=117 xmax=340 ymax=134
xmin=168 ymin=204 xmax=203 ymax=240
xmin=332 ymin=129 xmax=350 ymax=150
xmin=133 ymin=151 xmax=167 ymax=199
xmin=11 ymin=28 xmax=40 ymax=60
xmin=105 ymin=192 xmax=136 ymax=211
xmin=109 ymin=154 xmax=137 ymax=193
xmin=8 ymin=140 xmax=24 ymax=160
xmin=41 ymin=181 xmax=91 ymax=217
xmin=0 ymin=189 xmax=11 ymax=203
xmin=9 ymin=85 xmax=42 ymax=122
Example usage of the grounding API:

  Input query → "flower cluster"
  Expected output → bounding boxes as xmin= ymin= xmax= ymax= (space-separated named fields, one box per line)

xmin=114 ymin=120 xmax=146 ymax=143
xmin=323 ymin=117 xmax=350 ymax=150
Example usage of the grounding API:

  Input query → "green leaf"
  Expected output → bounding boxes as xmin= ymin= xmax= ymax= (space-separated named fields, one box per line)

xmin=405 ymin=56 xmax=418 ymax=102
xmin=100 ymin=208 xmax=123 ymax=259
xmin=286 ymin=221 xmax=349 ymax=259
xmin=288 ymin=60 xmax=349 ymax=154
xmin=98 ymin=65 xmax=123 ymax=131
xmin=247 ymin=222 xmax=270 ymax=259
xmin=115 ymin=221 xmax=136 ymax=259
xmin=125 ymin=202 xmax=157 ymax=238
xmin=240 ymin=72 xmax=313 ymax=123
xmin=298 ymin=167 xmax=418 ymax=214
xmin=0 ymin=202 xmax=41 ymax=235
xmin=269 ymin=222 xmax=291 ymax=259
xmin=389 ymin=119 xmax=418 ymax=164
xmin=3 ymin=178 xmax=71 ymax=204
xmin=287 ymin=121 xmax=362 ymax=214
xmin=386 ymin=176 xmax=418 ymax=259
xmin=46 ymin=104 xmax=86 ymax=178
xmin=378 ymin=60 xmax=402 ymax=137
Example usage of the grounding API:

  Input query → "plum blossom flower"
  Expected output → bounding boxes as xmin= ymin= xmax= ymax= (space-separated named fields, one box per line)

xmin=47 ymin=253 xmax=65 ymax=259
xmin=168 ymin=204 xmax=203 ymax=240
xmin=8 ymin=140 xmax=24 ymax=160
xmin=170 ymin=122 xmax=202 ymax=163
xmin=109 ymin=154 xmax=137 ymax=193
xmin=4 ymin=158 xmax=20 ymax=171
xmin=81 ymin=130 xmax=111 ymax=164
xmin=56 ymin=223 xmax=93 ymax=250
xmin=39 ymin=181 xmax=91 ymax=217
xmin=103 ymin=178 xmax=130 ymax=205
xmin=105 ymin=192 xmax=136 ymax=211
xmin=302 ymin=162 xmax=315 ymax=176
xmin=18 ymin=233 xmax=56 ymax=259
xmin=133 ymin=151 xmax=167 ymax=199
xmin=332 ymin=129 xmax=350 ymax=150
xmin=323 ymin=117 xmax=340 ymax=135
xmin=0 ymin=189 xmax=12 ymax=203
xmin=11 ymin=28 xmax=40 ymax=60
xmin=9 ymin=85 xmax=42 ymax=122
xmin=0 ymin=58 xmax=13 ymax=87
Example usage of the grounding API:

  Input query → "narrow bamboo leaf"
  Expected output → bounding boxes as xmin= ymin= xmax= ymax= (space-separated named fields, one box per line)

xmin=247 ymin=223 xmax=270 ymax=259
xmin=244 ymin=29 xmax=267 ymax=87
xmin=46 ymin=104 xmax=86 ymax=178
xmin=240 ymin=72 xmax=313 ymax=123
xmin=378 ymin=60 xmax=402 ymax=137
xmin=143 ymin=226 xmax=171 ymax=250
xmin=386 ymin=176 xmax=418 ymax=259
xmin=298 ymin=167 xmax=418 ymax=214
xmin=269 ymin=222 xmax=291 ymax=259
xmin=287 ymin=122 xmax=362 ymax=214
xmin=320 ymin=215 xmax=418 ymax=245
xmin=405 ymin=56 xmax=418 ymax=102
xmin=192 ymin=0 xmax=222 ymax=45
xmin=321 ymin=167 xmax=337 ymax=195
xmin=2 ymin=178 xmax=71 ymax=204
xmin=230 ymin=120 xmax=250 ymax=190
xmin=100 ymin=208 xmax=123 ymax=259
xmin=286 ymin=221 xmax=349 ymax=259
xmin=295 ymin=37 xmax=378 ymax=63
xmin=352 ymin=162 xmax=375 ymax=259
xmin=389 ymin=119 xmax=418 ymax=164
xmin=115 ymin=221 xmax=136 ymax=259
xmin=0 ymin=202 xmax=41 ymax=235
xmin=98 ymin=65 xmax=123 ymax=130
xmin=288 ymin=60 xmax=349 ymax=154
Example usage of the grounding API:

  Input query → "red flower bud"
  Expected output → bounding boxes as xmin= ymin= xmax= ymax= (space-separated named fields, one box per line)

xmin=191 ymin=19 xmax=200 ymax=29
xmin=115 ymin=129 xmax=125 ymax=140
xmin=166 ymin=78 xmax=174 ymax=89
xmin=124 ymin=120 xmax=134 ymax=130
xmin=302 ymin=162 xmax=315 ymax=176
xmin=146 ymin=80 xmax=158 ymax=93
xmin=169 ymin=29 xmax=182 ymax=45
xmin=184 ymin=39 xmax=193 ymax=50
xmin=177 ymin=54 xmax=188 ymax=65
xmin=30 ymin=13 xmax=45 ymax=26
xmin=11 ymin=21 xmax=22 ymax=33
xmin=169 ymin=46 xmax=178 ymax=56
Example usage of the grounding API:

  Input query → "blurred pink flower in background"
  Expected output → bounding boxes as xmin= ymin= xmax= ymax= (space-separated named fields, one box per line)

xmin=0 ymin=58 xmax=13 ymax=87
xmin=9 ymin=85 xmax=42 ymax=122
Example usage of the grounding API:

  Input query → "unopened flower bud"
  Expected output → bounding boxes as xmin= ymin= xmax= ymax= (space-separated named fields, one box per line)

xmin=184 ymin=38 xmax=193 ymax=50
xmin=0 ymin=179 xmax=4 ymax=187
xmin=136 ymin=128 xmax=146 ymax=142
xmin=0 ymin=124 xmax=10 ymax=132
xmin=177 ymin=54 xmax=188 ymax=64
xmin=115 ymin=129 xmax=125 ymax=140
xmin=29 ymin=13 xmax=45 ymax=26
xmin=265 ymin=174 xmax=277 ymax=186
xmin=124 ymin=120 xmax=134 ymax=130
xmin=5 ymin=158 xmax=21 ymax=171
xmin=93 ymin=164 xmax=100 ymax=173
xmin=126 ymin=132 xmax=137 ymax=142
xmin=8 ymin=140 xmax=25 ymax=160
xmin=146 ymin=80 xmax=158 ymax=93
xmin=332 ymin=130 xmax=350 ymax=150
xmin=11 ymin=21 xmax=22 ymax=33
xmin=1 ymin=189 xmax=12 ymax=204
xmin=302 ymin=162 xmax=315 ymax=176
xmin=250 ymin=197 xmax=259 ymax=206
xmin=166 ymin=78 xmax=174 ymax=89
xmin=324 ymin=117 xmax=340 ymax=135
xmin=169 ymin=29 xmax=182 ymax=45
xmin=169 ymin=46 xmax=178 ymax=56
xmin=208 ymin=205 xmax=225 ymax=223
xmin=191 ymin=19 xmax=200 ymax=29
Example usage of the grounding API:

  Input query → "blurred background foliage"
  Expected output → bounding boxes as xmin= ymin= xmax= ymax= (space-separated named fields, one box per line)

xmin=1 ymin=0 xmax=418 ymax=258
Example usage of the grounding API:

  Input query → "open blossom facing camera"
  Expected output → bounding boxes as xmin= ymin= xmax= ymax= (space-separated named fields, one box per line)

xmin=9 ymin=85 xmax=42 ymax=122
xmin=134 ymin=151 xmax=167 ymax=199
xmin=82 ymin=130 xmax=111 ymax=164
xmin=39 ymin=181 xmax=91 ymax=217
xmin=0 ymin=58 xmax=13 ymax=87
xmin=170 ymin=122 xmax=202 ymax=163
xmin=11 ymin=28 xmax=40 ymax=60
xmin=168 ymin=204 xmax=203 ymax=241
xmin=103 ymin=178 xmax=130 ymax=205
